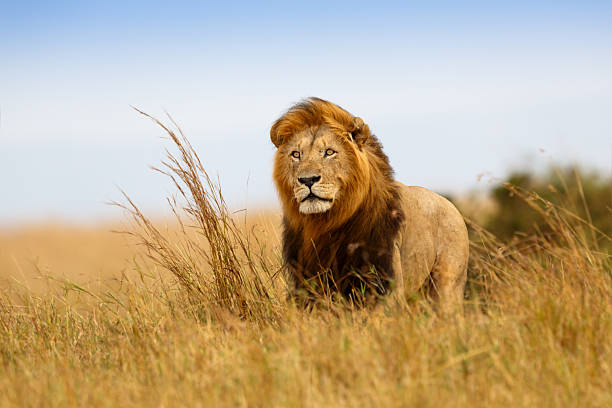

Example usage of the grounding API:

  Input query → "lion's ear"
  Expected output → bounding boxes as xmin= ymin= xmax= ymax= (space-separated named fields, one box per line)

xmin=270 ymin=121 xmax=284 ymax=148
xmin=349 ymin=117 xmax=369 ymax=146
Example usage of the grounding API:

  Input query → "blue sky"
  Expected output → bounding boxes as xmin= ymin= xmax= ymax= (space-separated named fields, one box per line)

xmin=1 ymin=1 xmax=611 ymax=223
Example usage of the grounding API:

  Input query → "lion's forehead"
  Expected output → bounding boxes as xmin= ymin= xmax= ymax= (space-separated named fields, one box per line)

xmin=289 ymin=127 xmax=344 ymax=153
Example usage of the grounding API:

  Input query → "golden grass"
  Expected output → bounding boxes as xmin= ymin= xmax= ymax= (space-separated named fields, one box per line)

xmin=0 ymin=115 xmax=610 ymax=407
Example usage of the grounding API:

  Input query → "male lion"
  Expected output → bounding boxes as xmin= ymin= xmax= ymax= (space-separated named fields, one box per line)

xmin=271 ymin=97 xmax=469 ymax=313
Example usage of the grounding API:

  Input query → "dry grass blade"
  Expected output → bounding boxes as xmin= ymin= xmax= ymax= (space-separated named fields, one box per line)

xmin=114 ymin=108 xmax=284 ymax=323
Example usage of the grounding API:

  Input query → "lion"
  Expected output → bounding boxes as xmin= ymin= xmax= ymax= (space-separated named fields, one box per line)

xmin=271 ymin=97 xmax=469 ymax=314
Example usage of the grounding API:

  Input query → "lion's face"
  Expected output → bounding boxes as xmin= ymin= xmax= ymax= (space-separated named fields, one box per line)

xmin=274 ymin=125 xmax=359 ymax=215
xmin=271 ymin=98 xmax=373 ymax=226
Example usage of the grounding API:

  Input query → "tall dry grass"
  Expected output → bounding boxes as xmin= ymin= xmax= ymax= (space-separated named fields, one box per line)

xmin=113 ymin=109 xmax=285 ymax=324
xmin=0 ymin=115 xmax=610 ymax=407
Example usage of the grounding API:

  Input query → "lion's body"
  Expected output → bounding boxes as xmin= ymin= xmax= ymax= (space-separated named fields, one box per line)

xmin=271 ymin=98 xmax=468 ymax=312
xmin=393 ymin=184 xmax=468 ymax=312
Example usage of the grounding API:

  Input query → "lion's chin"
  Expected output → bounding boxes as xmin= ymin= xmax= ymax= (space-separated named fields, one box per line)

xmin=298 ymin=198 xmax=333 ymax=214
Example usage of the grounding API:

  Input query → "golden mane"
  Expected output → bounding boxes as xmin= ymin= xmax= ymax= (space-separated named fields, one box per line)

xmin=270 ymin=97 xmax=369 ymax=148
xmin=271 ymin=98 xmax=405 ymax=300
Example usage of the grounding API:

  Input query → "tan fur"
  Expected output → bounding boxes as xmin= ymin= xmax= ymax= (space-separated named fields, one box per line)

xmin=271 ymin=98 xmax=469 ymax=313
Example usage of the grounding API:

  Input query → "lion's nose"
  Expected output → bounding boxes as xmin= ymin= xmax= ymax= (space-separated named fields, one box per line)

xmin=298 ymin=176 xmax=321 ymax=188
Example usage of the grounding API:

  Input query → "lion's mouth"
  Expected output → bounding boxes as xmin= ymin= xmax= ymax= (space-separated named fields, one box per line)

xmin=301 ymin=192 xmax=332 ymax=203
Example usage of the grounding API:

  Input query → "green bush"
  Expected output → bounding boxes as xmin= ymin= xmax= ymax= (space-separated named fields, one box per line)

xmin=485 ymin=166 xmax=612 ymax=242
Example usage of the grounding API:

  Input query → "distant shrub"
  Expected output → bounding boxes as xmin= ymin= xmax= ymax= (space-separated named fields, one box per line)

xmin=485 ymin=166 xmax=612 ymax=243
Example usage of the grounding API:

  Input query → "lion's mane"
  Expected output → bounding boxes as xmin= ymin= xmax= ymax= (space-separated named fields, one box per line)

xmin=271 ymin=98 xmax=405 ymax=298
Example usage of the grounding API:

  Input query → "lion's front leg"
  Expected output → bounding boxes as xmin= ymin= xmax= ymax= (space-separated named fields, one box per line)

xmin=389 ymin=242 xmax=406 ymax=304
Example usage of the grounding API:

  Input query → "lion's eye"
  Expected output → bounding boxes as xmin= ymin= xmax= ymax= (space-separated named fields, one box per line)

xmin=324 ymin=149 xmax=336 ymax=157
xmin=291 ymin=151 xmax=300 ymax=159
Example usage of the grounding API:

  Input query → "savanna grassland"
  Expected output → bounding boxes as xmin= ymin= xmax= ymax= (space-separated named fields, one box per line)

xmin=1 ymin=119 xmax=610 ymax=407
